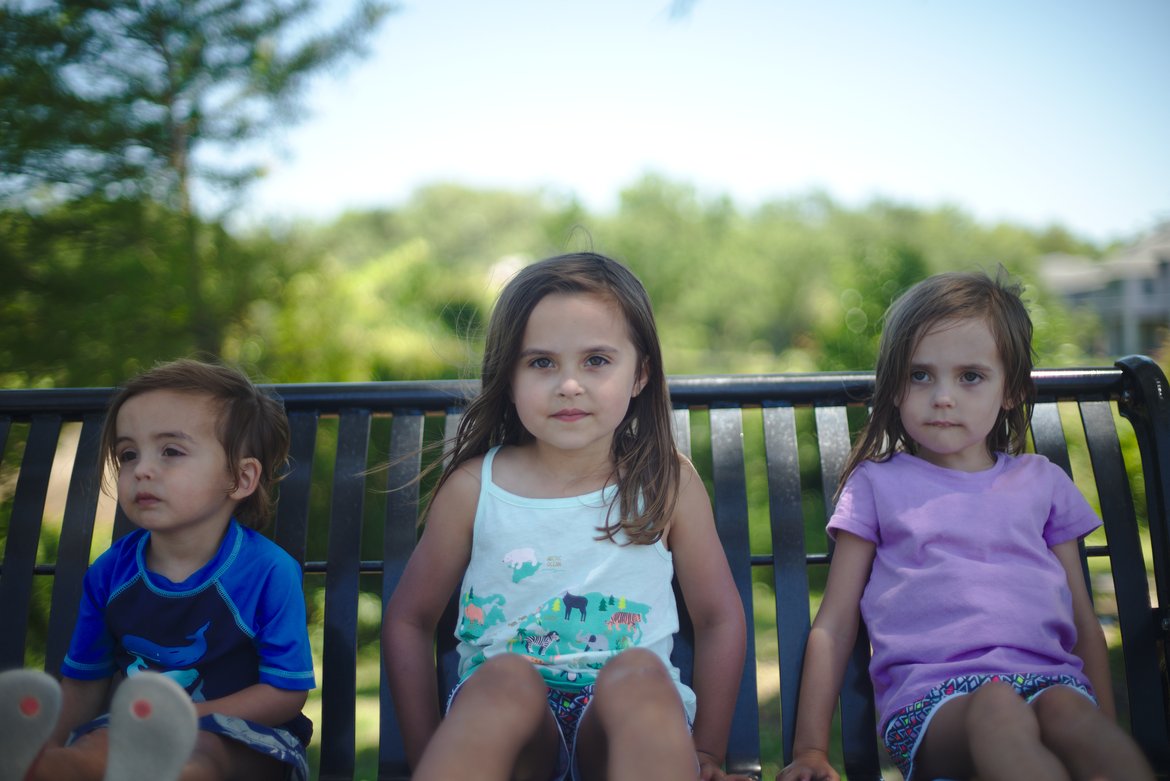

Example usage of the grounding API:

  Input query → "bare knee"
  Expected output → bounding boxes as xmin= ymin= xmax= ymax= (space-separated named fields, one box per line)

xmin=593 ymin=649 xmax=682 ymax=719
xmin=965 ymin=680 xmax=1039 ymax=736
xmin=1031 ymin=685 xmax=1107 ymax=743
xmin=595 ymin=648 xmax=671 ymax=689
xmin=1031 ymin=685 xmax=1096 ymax=725
xmin=454 ymin=654 xmax=549 ymax=716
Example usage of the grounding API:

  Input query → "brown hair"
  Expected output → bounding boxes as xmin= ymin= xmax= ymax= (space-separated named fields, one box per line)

xmin=837 ymin=269 xmax=1035 ymax=498
xmin=433 ymin=252 xmax=679 ymax=544
xmin=100 ymin=359 xmax=290 ymax=528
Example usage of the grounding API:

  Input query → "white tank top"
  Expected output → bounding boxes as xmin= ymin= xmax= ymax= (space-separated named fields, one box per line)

xmin=454 ymin=446 xmax=696 ymax=718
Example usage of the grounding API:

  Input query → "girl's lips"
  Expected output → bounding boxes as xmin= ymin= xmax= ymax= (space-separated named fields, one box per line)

xmin=552 ymin=409 xmax=588 ymax=422
xmin=135 ymin=493 xmax=160 ymax=504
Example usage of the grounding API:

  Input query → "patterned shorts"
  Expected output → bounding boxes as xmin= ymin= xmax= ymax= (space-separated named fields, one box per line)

xmin=70 ymin=712 xmax=309 ymax=781
xmin=447 ymin=679 xmax=595 ymax=781
xmin=546 ymin=684 xmax=595 ymax=754
xmin=882 ymin=672 xmax=1094 ymax=780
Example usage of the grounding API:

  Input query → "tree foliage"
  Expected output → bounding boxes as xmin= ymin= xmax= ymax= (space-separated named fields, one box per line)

xmin=1 ymin=0 xmax=392 ymax=358
xmin=1 ymin=173 xmax=1144 ymax=390
xmin=1 ymin=0 xmax=392 ymax=209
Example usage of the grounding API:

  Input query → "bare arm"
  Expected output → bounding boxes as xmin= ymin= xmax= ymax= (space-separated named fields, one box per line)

xmin=1053 ymin=539 xmax=1116 ymax=719
xmin=778 ymin=531 xmax=875 ymax=781
xmin=193 ymin=683 xmax=308 ymax=725
xmin=381 ymin=463 xmax=479 ymax=769
xmin=667 ymin=460 xmax=748 ymax=778
xmin=50 ymin=676 xmax=111 ymax=746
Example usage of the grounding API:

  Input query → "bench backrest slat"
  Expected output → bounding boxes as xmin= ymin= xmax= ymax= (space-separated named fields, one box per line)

xmin=812 ymin=405 xmax=882 ymax=779
xmin=708 ymin=406 xmax=762 ymax=775
xmin=762 ymin=403 xmax=811 ymax=769
xmin=0 ymin=414 xmax=61 ymax=668
xmin=275 ymin=410 xmax=320 ymax=566
xmin=377 ymin=410 xmax=424 ymax=781
xmin=319 ymin=408 xmax=372 ymax=780
xmin=45 ymin=413 xmax=105 ymax=677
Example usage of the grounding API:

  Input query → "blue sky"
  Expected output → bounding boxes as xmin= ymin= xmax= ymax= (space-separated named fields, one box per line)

xmin=238 ymin=0 xmax=1170 ymax=243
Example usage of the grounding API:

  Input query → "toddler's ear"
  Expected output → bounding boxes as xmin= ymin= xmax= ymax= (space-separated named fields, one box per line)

xmin=229 ymin=457 xmax=262 ymax=501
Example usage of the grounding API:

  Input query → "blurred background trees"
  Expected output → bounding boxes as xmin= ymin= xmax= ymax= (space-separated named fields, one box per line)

xmin=1 ymin=0 xmax=392 ymax=382
xmin=1 ymin=171 xmax=1135 ymax=389
xmin=0 ymin=3 xmax=1159 ymax=390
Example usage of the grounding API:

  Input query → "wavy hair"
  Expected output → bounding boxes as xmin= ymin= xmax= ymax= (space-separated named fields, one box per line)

xmin=836 ymin=269 xmax=1036 ymax=499
xmin=432 ymin=252 xmax=678 ymax=545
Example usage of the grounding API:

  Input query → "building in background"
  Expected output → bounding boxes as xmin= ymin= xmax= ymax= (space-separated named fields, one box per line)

xmin=1040 ymin=224 xmax=1170 ymax=357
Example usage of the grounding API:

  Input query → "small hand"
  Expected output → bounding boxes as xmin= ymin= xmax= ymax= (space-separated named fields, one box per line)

xmin=696 ymin=750 xmax=756 ymax=781
xmin=776 ymin=748 xmax=838 ymax=781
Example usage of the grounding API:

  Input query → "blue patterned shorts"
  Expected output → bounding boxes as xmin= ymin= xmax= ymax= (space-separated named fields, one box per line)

xmin=882 ymin=672 xmax=1094 ymax=780
xmin=70 ymin=712 xmax=309 ymax=781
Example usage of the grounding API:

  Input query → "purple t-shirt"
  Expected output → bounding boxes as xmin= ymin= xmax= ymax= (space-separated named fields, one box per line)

xmin=828 ymin=452 xmax=1101 ymax=729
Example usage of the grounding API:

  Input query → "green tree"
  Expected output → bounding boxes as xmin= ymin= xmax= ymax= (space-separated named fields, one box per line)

xmin=1 ymin=0 xmax=392 ymax=354
xmin=0 ymin=195 xmax=313 ymax=387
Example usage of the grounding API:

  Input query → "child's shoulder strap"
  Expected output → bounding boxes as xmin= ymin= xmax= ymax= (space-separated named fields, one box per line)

xmin=481 ymin=445 xmax=500 ymax=487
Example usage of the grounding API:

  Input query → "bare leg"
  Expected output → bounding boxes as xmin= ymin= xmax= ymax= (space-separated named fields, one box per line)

xmin=575 ymin=648 xmax=696 ymax=781
xmin=412 ymin=654 xmax=561 ymax=781
xmin=178 ymin=731 xmax=289 ymax=781
xmin=1031 ymin=686 xmax=1154 ymax=781
xmin=35 ymin=726 xmax=289 ymax=781
xmin=915 ymin=680 xmax=1068 ymax=781
xmin=31 ymin=729 xmax=109 ymax=781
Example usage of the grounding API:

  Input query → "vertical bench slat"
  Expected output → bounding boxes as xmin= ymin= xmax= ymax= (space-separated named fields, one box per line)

xmin=379 ymin=411 xmax=424 ymax=781
xmin=708 ymin=406 xmax=762 ymax=777
xmin=1031 ymin=403 xmax=1094 ymax=592
xmin=319 ymin=409 xmax=371 ymax=781
xmin=45 ymin=413 xmax=105 ymax=676
xmin=762 ymin=403 xmax=809 ymax=766
xmin=435 ymin=409 xmax=465 ymax=707
xmin=813 ymin=405 xmax=882 ymax=780
xmin=1079 ymin=399 xmax=1170 ymax=766
xmin=0 ymin=414 xmax=61 ymax=669
xmin=275 ymin=410 xmax=320 ymax=565
xmin=1031 ymin=402 xmax=1073 ymax=473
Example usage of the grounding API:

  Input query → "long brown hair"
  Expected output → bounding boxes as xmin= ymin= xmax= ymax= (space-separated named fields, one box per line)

xmin=836 ymin=269 xmax=1036 ymax=499
xmin=100 ymin=359 xmax=290 ymax=529
xmin=432 ymin=252 xmax=678 ymax=545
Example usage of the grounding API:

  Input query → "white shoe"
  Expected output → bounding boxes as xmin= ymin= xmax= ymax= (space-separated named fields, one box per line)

xmin=0 ymin=669 xmax=62 ymax=781
xmin=103 ymin=672 xmax=198 ymax=781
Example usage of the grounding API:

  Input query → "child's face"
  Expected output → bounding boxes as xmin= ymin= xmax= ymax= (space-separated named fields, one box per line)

xmin=113 ymin=390 xmax=256 ymax=539
xmin=510 ymin=292 xmax=647 ymax=460
xmin=896 ymin=317 xmax=1009 ymax=472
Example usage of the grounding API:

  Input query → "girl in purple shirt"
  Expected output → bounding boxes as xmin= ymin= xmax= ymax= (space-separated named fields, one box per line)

xmin=778 ymin=271 xmax=1153 ymax=781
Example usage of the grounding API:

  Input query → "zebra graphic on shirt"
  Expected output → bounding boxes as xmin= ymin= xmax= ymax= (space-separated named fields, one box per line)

xmin=520 ymin=629 xmax=561 ymax=656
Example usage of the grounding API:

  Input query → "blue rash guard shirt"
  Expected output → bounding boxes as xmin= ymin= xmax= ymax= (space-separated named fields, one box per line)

xmin=62 ymin=520 xmax=316 ymax=743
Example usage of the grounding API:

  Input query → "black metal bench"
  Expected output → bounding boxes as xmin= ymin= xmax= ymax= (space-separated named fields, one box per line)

xmin=2 ymin=355 xmax=1168 ymax=780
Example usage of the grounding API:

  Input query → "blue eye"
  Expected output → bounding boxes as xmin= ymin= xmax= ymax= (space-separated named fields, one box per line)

xmin=162 ymin=446 xmax=184 ymax=457
xmin=961 ymin=371 xmax=983 ymax=383
xmin=585 ymin=355 xmax=610 ymax=367
xmin=529 ymin=357 xmax=553 ymax=369
xmin=910 ymin=370 xmax=929 ymax=382
xmin=117 ymin=449 xmax=137 ymax=464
